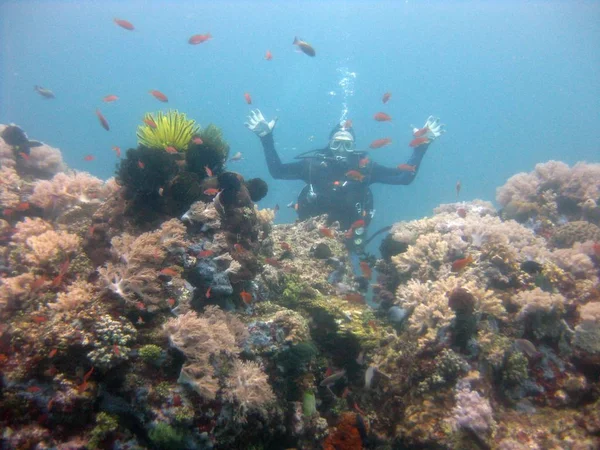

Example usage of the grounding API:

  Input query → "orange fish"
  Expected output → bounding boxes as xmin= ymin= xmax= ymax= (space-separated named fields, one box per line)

xmin=343 ymin=119 xmax=353 ymax=129
xmin=244 ymin=92 xmax=252 ymax=104
xmin=344 ymin=293 xmax=365 ymax=304
xmin=167 ymin=298 xmax=176 ymax=307
xmin=374 ymin=112 xmax=392 ymax=122
xmin=149 ymin=90 xmax=168 ymax=102
xmin=48 ymin=348 xmax=58 ymax=358
xmin=32 ymin=315 xmax=47 ymax=324
xmin=280 ymin=242 xmax=291 ymax=251
xmin=137 ymin=160 xmax=145 ymax=169
xmin=350 ymin=219 xmax=365 ymax=230
xmin=203 ymin=188 xmax=219 ymax=196
xmin=240 ymin=290 xmax=252 ymax=304
xmin=265 ymin=50 xmax=272 ymax=60
xmin=456 ymin=180 xmax=462 ymax=197
xmin=204 ymin=165 xmax=213 ymax=176
xmin=83 ymin=367 xmax=94 ymax=382
xmin=114 ymin=18 xmax=134 ymax=30
xmin=360 ymin=261 xmax=372 ymax=280
xmin=144 ymin=117 xmax=157 ymax=128
xmin=397 ymin=164 xmax=416 ymax=173
xmin=359 ymin=157 xmax=370 ymax=168
xmin=165 ymin=146 xmax=178 ymax=154
xmin=113 ymin=344 xmax=120 ymax=356
xmin=593 ymin=242 xmax=600 ymax=257
xmin=319 ymin=227 xmax=335 ymax=238
xmin=15 ymin=202 xmax=29 ymax=211
xmin=265 ymin=257 xmax=282 ymax=267
xmin=135 ymin=301 xmax=145 ymax=311
xmin=234 ymin=243 xmax=244 ymax=253
xmin=84 ymin=155 xmax=95 ymax=161
xmin=103 ymin=94 xmax=119 ymax=102
xmin=96 ymin=109 xmax=110 ymax=131
xmin=192 ymin=136 xmax=203 ymax=145
xmin=197 ymin=250 xmax=214 ymax=258
xmin=205 ymin=287 xmax=211 ymax=298
xmin=160 ymin=268 xmax=178 ymax=277
xmin=382 ymin=92 xmax=392 ymax=104
xmin=408 ymin=137 xmax=430 ymax=148
xmin=27 ymin=386 xmax=42 ymax=393
xmin=369 ymin=138 xmax=392 ymax=149
xmin=451 ymin=255 xmax=473 ymax=272
xmin=18 ymin=151 xmax=30 ymax=160
xmin=293 ymin=36 xmax=316 ymax=57
xmin=413 ymin=126 xmax=429 ymax=138
xmin=188 ymin=33 xmax=212 ymax=44
xmin=345 ymin=170 xmax=365 ymax=182
xmin=110 ymin=146 xmax=121 ymax=158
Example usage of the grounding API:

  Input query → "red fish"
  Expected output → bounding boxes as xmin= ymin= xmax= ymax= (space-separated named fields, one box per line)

xmin=137 ymin=160 xmax=145 ymax=169
xmin=319 ymin=227 xmax=335 ymax=238
xmin=160 ymin=268 xmax=178 ymax=277
xmin=197 ymin=250 xmax=214 ymax=258
xmin=18 ymin=151 xmax=30 ymax=160
xmin=103 ymin=94 xmax=119 ymax=102
xmin=369 ymin=138 xmax=391 ymax=149
xmin=84 ymin=155 xmax=95 ymax=161
xmin=234 ymin=243 xmax=244 ymax=253
xmin=240 ymin=290 xmax=253 ymax=304
xmin=114 ymin=18 xmax=134 ymax=30
xmin=15 ymin=202 xmax=29 ymax=211
xmin=456 ymin=180 xmax=461 ymax=197
xmin=149 ymin=90 xmax=168 ymax=102
xmin=204 ymin=166 xmax=213 ymax=177
xmin=593 ymin=242 xmax=600 ymax=257
xmin=135 ymin=302 xmax=145 ymax=311
xmin=48 ymin=348 xmax=58 ymax=358
xmin=397 ymin=164 xmax=416 ymax=173
xmin=205 ymin=287 xmax=211 ymax=298
xmin=113 ymin=344 xmax=120 ymax=356
xmin=413 ymin=126 xmax=429 ymax=138
xmin=265 ymin=50 xmax=272 ymax=60
xmin=265 ymin=257 xmax=282 ymax=267
xmin=374 ymin=112 xmax=392 ymax=122
xmin=188 ymin=33 xmax=212 ymax=44
xmin=382 ymin=92 xmax=392 ymax=104
xmin=409 ymin=137 xmax=430 ymax=148
xmin=451 ymin=255 xmax=473 ymax=272
xmin=192 ymin=136 xmax=203 ymax=145
xmin=167 ymin=298 xmax=176 ymax=307
xmin=346 ymin=170 xmax=365 ymax=182
xmin=144 ymin=117 xmax=157 ymax=128
xmin=293 ymin=36 xmax=316 ymax=57
xmin=280 ymin=242 xmax=291 ymax=251
xmin=32 ymin=315 xmax=47 ymax=324
xmin=96 ymin=109 xmax=109 ymax=131
xmin=203 ymin=188 xmax=219 ymax=196
xmin=359 ymin=157 xmax=370 ymax=169
xmin=244 ymin=92 xmax=252 ymax=105
xmin=112 ymin=146 xmax=121 ymax=157
xmin=350 ymin=219 xmax=365 ymax=230
xmin=360 ymin=261 xmax=372 ymax=280
xmin=27 ymin=386 xmax=42 ymax=393
xmin=165 ymin=146 xmax=178 ymax=154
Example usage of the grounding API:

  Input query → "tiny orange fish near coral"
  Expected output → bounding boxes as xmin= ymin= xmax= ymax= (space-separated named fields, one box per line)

xmin=240 ymin=290 xmax=252 ymax=304
xmin=203 ymin=188 xmax=219 ymax=196
xmin=345 ymin=170 xmax=365 ymax=182
xmin=159 ymin=268 xmax=178 ymax=277
xmin=360 ymin=261 xmax=372 ymax=280
xmin=374 ymin=112 xmax=392 ymax=122
xmin=451 ymin=255 xmax=473 ymax=272
xmin=369 ymin=138 xmax=392 ymax=149
xmin=149 ymin=90 xmax=168 ymax=102
xmin=319 ymin=227 xmax=335 ymax=238
xmin=204 ymin=166 xmax=213 ymax=176
xmin=137 ymin=160 xmax=145 ymax=169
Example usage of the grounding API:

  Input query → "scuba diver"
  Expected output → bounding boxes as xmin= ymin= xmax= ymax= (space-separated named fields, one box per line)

xmin=245 ymin=109 xmax=445 ymax=253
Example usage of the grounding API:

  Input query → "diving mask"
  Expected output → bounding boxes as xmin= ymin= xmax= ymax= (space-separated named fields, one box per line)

xmin=329 ymin=130 xmax=355 ymax=153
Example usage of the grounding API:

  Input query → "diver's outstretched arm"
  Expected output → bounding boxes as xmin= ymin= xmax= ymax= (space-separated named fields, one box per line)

xmin=370 ymin=115 xmax=445 ymax=185
xmin=245 ymin=109 xmax=307 ymax=181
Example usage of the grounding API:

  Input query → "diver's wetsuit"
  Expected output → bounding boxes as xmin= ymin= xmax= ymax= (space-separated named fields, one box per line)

xmin=259 ymin=133 xmax=429 ymax=233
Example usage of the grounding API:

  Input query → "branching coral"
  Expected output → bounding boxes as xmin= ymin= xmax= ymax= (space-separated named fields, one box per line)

xmin=29 ymin=171 xmax=112 ymax=213
xmin=512 ymin=287 xmax=565 ymax=319
xmin=136 ymin=110 xmax=199 ymax=152
xmin=24 ymin=229 xmax=81 ymax=265
xmin=0 ymin=167 xmax=23 ymax=208
xmin=49 ymin=279 xmax=96 ymax=311
xmin=225 ymin=360 xmax=275 ymax=417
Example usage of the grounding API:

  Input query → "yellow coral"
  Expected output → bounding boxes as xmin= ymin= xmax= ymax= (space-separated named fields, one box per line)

xmin=136 ymin=110 xmax=199 ymax=152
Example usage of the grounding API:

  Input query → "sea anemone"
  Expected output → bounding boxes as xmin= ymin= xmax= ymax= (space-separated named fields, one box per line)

xmin=136 ymin=110 xmax=199 ymax=152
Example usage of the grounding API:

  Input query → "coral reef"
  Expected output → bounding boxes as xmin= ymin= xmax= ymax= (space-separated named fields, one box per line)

xmin=1 ymin=128 xmax=599 ymax=450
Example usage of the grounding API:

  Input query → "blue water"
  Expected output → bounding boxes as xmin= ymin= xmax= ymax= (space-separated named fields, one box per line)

xmin=1 ymin=0 xmax=599 ymax=253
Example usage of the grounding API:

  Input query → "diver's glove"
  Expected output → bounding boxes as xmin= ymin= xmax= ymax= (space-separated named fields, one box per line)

xmin=412 ymin=116 xmax=446 ymax=141
xmin=245 ymin=109 xmax=278 ymax=138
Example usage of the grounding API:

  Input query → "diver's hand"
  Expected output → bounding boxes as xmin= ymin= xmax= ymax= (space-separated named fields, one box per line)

xmin=245 ymin=109 xmax=277 ymax=138
xmin=412 ymin=116 xmax=446 ymax=141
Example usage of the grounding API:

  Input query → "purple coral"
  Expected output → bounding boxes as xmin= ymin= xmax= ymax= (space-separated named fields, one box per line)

xmin=448 ymin=382 xmax=496 ymax=438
